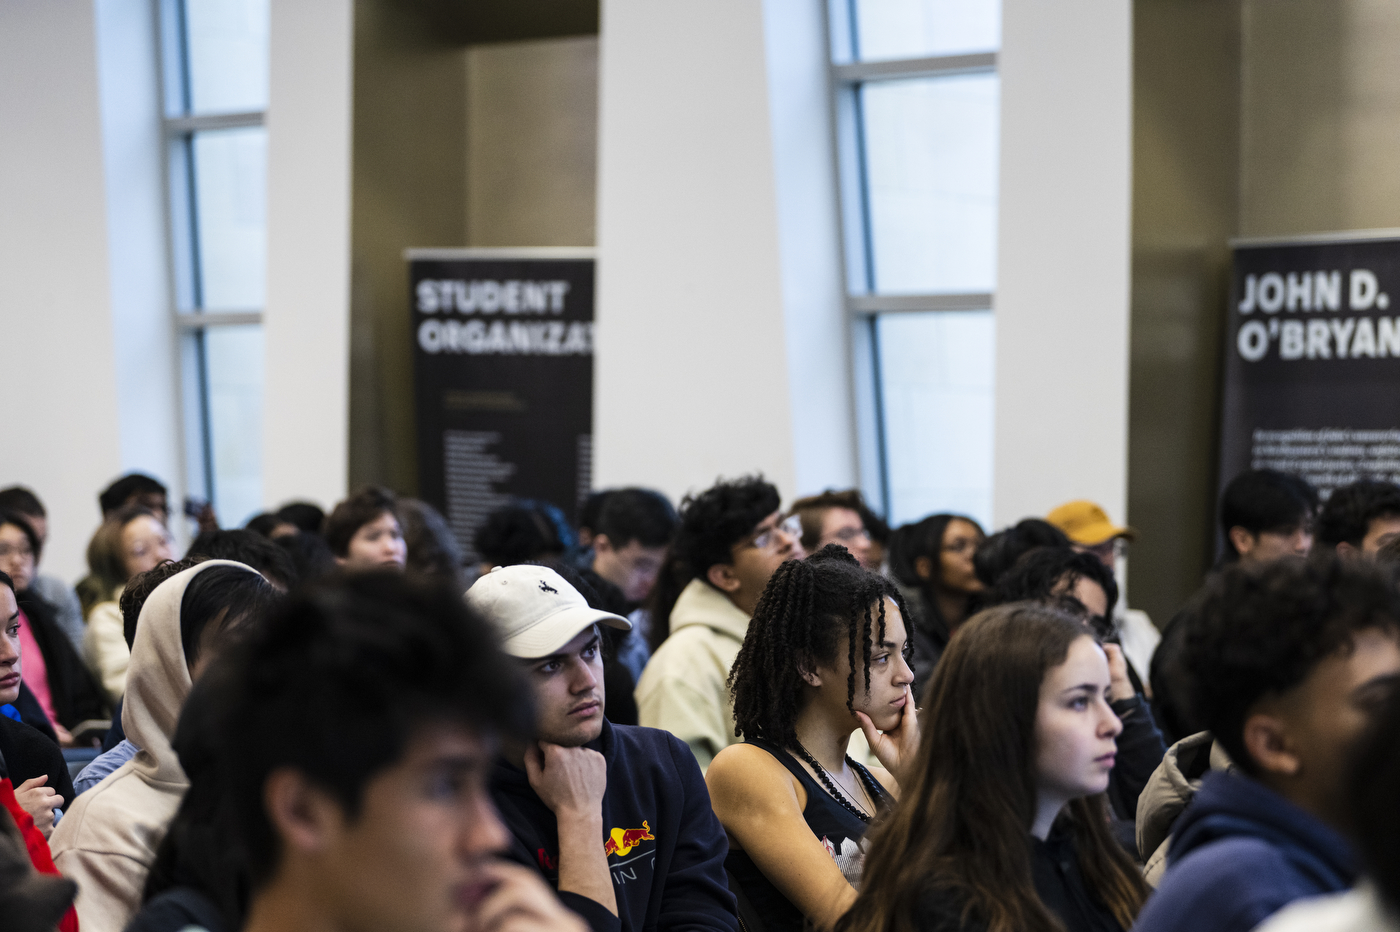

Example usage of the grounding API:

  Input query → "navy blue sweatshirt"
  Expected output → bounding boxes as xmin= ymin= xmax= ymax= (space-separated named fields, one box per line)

xmin=1132 ymin=772 xmax=1357 ymax=932
xmin=490 ymin=719 xmax=738 ymax=932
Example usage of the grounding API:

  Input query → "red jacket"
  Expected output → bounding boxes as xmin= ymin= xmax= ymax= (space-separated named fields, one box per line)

xmin=0 ymin=776 xmax=78 ymax=932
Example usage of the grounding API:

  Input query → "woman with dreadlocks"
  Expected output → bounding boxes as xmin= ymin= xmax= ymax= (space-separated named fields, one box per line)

xmin=706 ymin=545 xmax=919 ymax=932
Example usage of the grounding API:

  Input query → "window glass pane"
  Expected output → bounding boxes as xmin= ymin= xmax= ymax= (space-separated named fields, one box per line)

xmin=877 ymin=310 xmax=993 ymax=529
xmin=862 ymin=73 xmax=999 ymax=294
xmin=183 ymin=0 xmax=269 ymax=114
xmin=854 ymin=0 xmax=1000 ymax=61
xmin=192 ymin=126 xmax=266 ymax=310
xmin=203 ymin=324 xmax=264 ymax=527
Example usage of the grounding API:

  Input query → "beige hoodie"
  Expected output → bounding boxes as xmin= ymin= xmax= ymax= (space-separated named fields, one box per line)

xmin=50 ymin=560 xmax=255 ymax=932
xmin=635 ymin=578 xmax=752 ymax=772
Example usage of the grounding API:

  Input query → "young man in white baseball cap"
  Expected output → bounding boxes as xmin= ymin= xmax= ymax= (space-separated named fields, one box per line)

xmin=467 ymin=564 xmax=737 ymax=932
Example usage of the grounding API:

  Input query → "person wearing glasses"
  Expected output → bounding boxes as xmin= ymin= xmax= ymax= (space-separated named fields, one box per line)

xmin=886 ymin=513 xmax=986 ymax=699
xmin=788 ymin=491 xmax=878 ymax=572
xmin=635 ymin=476 xmax=804 ymax=772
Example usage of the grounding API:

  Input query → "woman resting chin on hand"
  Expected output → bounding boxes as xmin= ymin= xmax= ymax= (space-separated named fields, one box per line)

xmin=706 ymin=545 xmax=920 ymax=932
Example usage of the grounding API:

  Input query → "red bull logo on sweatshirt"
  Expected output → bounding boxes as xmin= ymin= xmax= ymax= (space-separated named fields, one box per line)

xmin=603 ymin=821 xmax=655 ymax=858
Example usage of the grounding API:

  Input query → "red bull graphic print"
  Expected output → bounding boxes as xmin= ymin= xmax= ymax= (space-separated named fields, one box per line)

xmin=604 ymin=820 xmax=656 ymax=858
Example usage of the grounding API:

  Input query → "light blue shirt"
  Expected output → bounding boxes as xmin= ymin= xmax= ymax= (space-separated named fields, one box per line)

xmin=72 ymin=738 xmax=139 ymax=796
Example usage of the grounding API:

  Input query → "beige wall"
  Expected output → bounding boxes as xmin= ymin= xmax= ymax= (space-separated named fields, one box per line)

xmin=593 ymin=0 xmax=800 ymax=503
xmin=994 ymin=0 xmax=1134 ymax=530
xmin=262 ymin=0 xmax=354 ymax=512
xmin=0 ymin=0 xmax=123 ymax=583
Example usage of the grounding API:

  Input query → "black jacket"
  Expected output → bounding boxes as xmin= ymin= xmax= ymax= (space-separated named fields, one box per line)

xmin=13 ymin=683 xmax=59 ymax=744
xmin=1106 ymin=695 xmax=1167 ymax=829
xmin=18 ymin=590 xmax=109 ymax=730
xmin=914 ymin=826 xmax=1126 ymax=932
xmin=1149 ymin=596 xmax=1205 ymax=746
xmin=491 ymin=720 xmax=737 ymax=932
xmin=0 ymin=714 xmax=74 ymax=809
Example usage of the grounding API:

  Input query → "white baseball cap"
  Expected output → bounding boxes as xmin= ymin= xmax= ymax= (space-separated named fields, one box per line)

xmin=465 ymin=564 xmax=630 ymax=658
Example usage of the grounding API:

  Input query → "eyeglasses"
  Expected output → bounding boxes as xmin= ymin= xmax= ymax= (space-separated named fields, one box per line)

xmin=0 ymin=543 xmax=33 ymax=561
xmin=1083 ymin=538 xmax=1127 ymax=561
xmin=747 ymin=515 xmax=803 ymax=552
xmin=831 ymin=526 xmax=871 ymax=543
xmin=941 ymin=537 xmax=980 ymax=556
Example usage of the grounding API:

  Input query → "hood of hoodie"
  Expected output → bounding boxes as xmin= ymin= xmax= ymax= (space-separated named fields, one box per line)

xmin=1168 ymin=771 xmax=1358 ymax=889
xmin=667 ymin=578 xmax=750 ymax=643
xmin=123 ymin=559 xmax=259 ymax=786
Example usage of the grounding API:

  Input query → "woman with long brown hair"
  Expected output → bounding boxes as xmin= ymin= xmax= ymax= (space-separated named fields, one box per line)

xmin=837 ymin=603 xmax=1150 ymax=932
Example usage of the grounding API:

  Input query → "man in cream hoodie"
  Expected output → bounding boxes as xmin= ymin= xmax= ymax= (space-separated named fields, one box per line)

xmin=635 ymin=477 xmax=803 ymax=771
xmin=49 ymin=560 xmax=277 ymax=932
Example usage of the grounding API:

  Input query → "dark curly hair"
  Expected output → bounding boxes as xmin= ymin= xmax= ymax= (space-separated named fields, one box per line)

xmin=646 ymin=476 xmax=781 ymax=650
xmin=673 ymin=476 xmax=780 ymax=580
xmin=1219 ymin=468 xmax=1317 ymax=560
xmin=984 ymin=547 xmax=1119 ymax=638
xmin=1182 ymin=554 xmax=1400 ymax=775
xmin=473 ymin=500 xmax=571 ymax=567
xmin=972 ymin=519 xmax=1071 ymax=588
xmin=728 ymin=545 xmax=909 ymax=748
xmin=1315 ymin=478 xmax=1400 ymax=551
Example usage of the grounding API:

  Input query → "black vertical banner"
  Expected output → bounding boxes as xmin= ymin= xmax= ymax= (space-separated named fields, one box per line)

xmin=407 ymin=249 xmax=595 ymax=563
xmin=1221 ymin=233 xmax=1400 ymax=504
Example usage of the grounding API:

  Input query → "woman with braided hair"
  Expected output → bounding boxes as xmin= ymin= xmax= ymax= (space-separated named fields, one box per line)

xmin=706 ymin=545 xmax=919 ymax=932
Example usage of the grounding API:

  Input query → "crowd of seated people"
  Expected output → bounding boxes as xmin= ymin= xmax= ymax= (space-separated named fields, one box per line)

xmin=0 ymin=465 xmax=1398 ymax=932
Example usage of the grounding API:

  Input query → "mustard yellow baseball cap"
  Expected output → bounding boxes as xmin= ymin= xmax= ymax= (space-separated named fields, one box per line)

xmin=1046 ymin=500 xmax=1136 ymax=546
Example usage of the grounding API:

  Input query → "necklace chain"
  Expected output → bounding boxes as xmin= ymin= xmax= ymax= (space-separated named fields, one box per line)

xmin=792 ymin=741 xmax=882 ymax=824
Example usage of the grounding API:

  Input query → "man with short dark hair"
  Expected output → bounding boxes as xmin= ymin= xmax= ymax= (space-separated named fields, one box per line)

xmin=469 ymin=565 xmax=736 ymax=932
xmin=1219 ymin=469 xmax=1317 ymax=565
xmin=1315 ymin=478 xmax=1400 ymax=557
xmin=223 ymin=572 xmax=585 ymax=932
xmin=97 ymin=474 xmax=169 ymax=524
xmin=789 ymin=489 xmax=875 ymax=570
xmin=1151 ymin=469 xmax=1319 ymax=744
xmin=634 ymin=476 xmax=803 ymax=771
xmin=80 ymin=474 xmax=179 ymax=615
xmin=324 ymin=486 xmax=406 ymax=572
xmin=589 ymin=489 xmax=677 ymax=605
xmin=1133 ymin=556 xmax=1400 ymax=932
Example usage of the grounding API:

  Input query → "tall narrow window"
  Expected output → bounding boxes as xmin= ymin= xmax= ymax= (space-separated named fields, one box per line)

xmin=162 ymin=0 xmax=269 ymax=527
xmin=832 ymin=0 xmax=999 ymax=529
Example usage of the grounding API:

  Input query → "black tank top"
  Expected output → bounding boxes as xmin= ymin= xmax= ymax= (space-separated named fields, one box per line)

xmin=725 ymin=738 xmax=887 ymax=932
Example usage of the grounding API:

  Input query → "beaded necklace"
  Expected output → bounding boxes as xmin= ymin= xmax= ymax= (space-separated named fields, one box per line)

xmin=792 ymin=741 xmax=885 ymax=824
